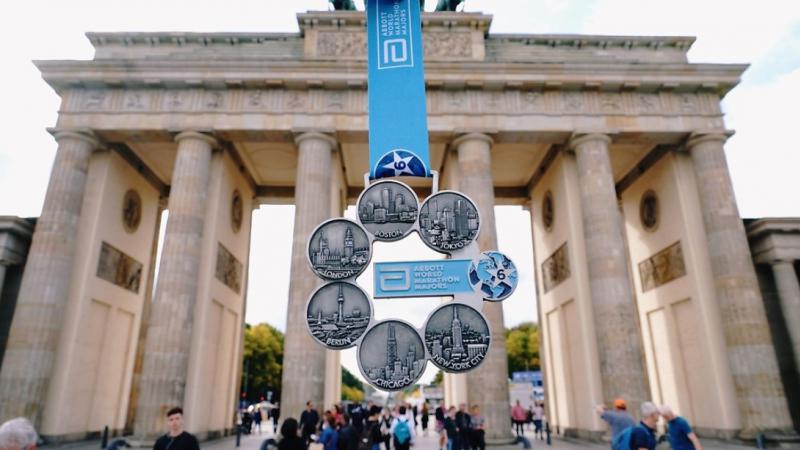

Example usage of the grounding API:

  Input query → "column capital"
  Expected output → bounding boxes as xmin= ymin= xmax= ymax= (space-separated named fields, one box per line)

xmin=174 ymin=131 xmax=218 ymax=148
xmin=568 ymin=132 xmax=611 ymax=150
xmin=686 ymin=130 xmax=734 ymax=149
xmin=48 ymin=128 xmax=99 ymax=148
xmin=452 ymin=132 xmax=494 ymax=149
xmin=294 ymin=131 xmax=337 ymax=149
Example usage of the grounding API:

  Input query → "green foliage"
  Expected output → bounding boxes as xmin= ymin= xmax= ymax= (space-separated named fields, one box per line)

xmin=242 ymin=323 xmax=284 ymax=401
xmin=431 ymin=370 xmax=444 ymax=386
xmin=341 ymin=366 xmax=365 ymax=402
xmin=342 ymin=366 xmax=363 ymax=390
xmin=506 ymin=322 xmax=540 ymax=376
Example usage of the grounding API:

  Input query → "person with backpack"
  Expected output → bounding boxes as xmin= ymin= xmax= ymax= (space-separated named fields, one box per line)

xmin=611 ymin=401 xmax=659 ymax=450
xmin=596 ymin=398 xmax=636 ymax=445
xmin=660 ymin=405 xmax=703 ymax=450
xmin=390 ymin=406 xmax=414 ymax=450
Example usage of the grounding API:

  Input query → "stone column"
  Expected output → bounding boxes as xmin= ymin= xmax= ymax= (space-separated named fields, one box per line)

xmin=133 ymin=132 xmax=215 ymax=438
xmin=570 ymin=133 xmax=648 ymax=411
xmin=281 ymin=132 xmax=336 ymax=420
xmin=0 ymin=130 xmax=98 ymax=425
xmin=771 ymin=260 xmax=800 ymax=376
xmin=453 ymin=133 xmax=513 ymax=443
xmin=687 ymin=132 xmax=793 ymax=433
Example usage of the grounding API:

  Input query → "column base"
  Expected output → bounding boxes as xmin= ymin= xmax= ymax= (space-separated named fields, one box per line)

xmin=485 ymin=434 xmax=517 ymax=446
xmin=562 ymin=428 xmax=605 ymax=442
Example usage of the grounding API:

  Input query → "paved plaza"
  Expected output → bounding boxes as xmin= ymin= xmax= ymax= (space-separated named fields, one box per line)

xmin=40 ymin=424 xmax=793 ymax=450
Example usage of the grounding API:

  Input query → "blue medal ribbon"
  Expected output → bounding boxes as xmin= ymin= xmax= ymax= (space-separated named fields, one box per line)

xmin=366 ymin=0 xmax=431 ymax=179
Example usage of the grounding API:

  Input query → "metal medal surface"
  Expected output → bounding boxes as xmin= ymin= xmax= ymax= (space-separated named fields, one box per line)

xmin=358 ymin=320 xmax=427 ymax=391
xmin=357 ymin=180 xmax=419 ymax=241
xmin=306 ymin=281 xmax=372 ymax=349
xmin=468 ymin=251 xmax=519 ymax=301
xmin=307 ymin=219 xmax=371 ymax=280
xmin=424 ymin=303 xmax=490 ymax=372
xmin=417 ymin=191 xmax=480 ymax=253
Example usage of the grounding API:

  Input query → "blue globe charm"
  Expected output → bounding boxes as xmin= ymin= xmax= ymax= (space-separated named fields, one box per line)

xmin=374 ymin=149 xmax=428 ymax=178
xmin=468 ymin=251 xmax=518 ymax=301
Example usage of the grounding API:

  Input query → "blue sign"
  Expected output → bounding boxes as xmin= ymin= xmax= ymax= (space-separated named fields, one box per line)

xmin=366 ymin=0 xmax=431 ymax=179
xmin=374 ymin=260 xmax=474 ymax=298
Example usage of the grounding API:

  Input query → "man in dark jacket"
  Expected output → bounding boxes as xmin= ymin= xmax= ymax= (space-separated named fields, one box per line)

xmin=300 ymin=401 xmax=321 ymax=446
xmin=338 ymin=415 xmax=359 ymax=450
xmin=455 ymin=404 xmax=471 ymax=450
xmin=153 ymin=407 xmax=199 ymax=450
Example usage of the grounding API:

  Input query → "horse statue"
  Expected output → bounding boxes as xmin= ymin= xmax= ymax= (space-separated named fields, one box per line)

xmin=435 ymin=0 xmax=464 ymax=11
xmin=329 ymin=0 xmax=357 ymax=10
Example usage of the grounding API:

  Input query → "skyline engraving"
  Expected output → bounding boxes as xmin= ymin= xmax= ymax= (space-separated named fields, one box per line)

xmin=418 ymin=192 xmax=479 ymax=252
xmin=424 ymin=304 xmax=490 ymax=372
xmin=307 ymin=281 xmax=371 ymax=349
xmin=358 ymin=181 xmax=418 ymax=241
xmin=309 ymin=220 xmax=371 ymax=280
xmin=359 ymin=320 xmax=426 ymax=391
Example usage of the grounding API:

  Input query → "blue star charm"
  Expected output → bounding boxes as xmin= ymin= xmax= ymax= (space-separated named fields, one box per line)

xmin=468 ymin=251 xmax=519 ymax=301
xmin=374 ymin=149 xmax=428 ymax=179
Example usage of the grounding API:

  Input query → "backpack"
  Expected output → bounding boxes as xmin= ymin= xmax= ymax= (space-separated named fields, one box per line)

xmin=394 ymin=420 xmax=411 ymax=444
xmin=611 ymin=424 xmax=642 ymax=450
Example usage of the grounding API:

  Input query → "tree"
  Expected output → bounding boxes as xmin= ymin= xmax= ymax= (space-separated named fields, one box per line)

xmin=241 ymin=323 xmax=284 ymax=402
xmin=506 ymin=322 xmax=540 ymax=376
xmin=431 ymin=370 xmax=444 ymax=386
xmin=342 ymin=366 xmax=365 ymax=402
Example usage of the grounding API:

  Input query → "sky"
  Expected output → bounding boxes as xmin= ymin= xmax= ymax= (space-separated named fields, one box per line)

xmin=1 ymin=0 xmax=798 ymax=384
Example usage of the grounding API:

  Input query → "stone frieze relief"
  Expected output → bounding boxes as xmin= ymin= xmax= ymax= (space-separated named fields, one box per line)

xmin=65 ymin=89 xmax=722 ymax=117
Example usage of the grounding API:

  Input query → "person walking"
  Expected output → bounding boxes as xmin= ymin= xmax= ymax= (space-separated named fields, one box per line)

xmin=338 ymin=415 xmax=358 ymax=450
xmin=660 ymin=405 xmax=703 ymax=450
xmin=271 ymin=403 xmax=281 ymax=435
xmin=390 ymin=406 xmax=414 ymax=450
xmin=0 ymin=417 xmax=38 ymax=450
xmin=510 ymin=400 xmax=526 ymax=438
xmin=455 ymin=404 xmax=471 ymax=450
xmin=532 ymin=402 xmax=544 ymax=440
xmin=300 ymin=401 xmax=321 ymax=446
xmin=277 ymin=418 xmax=306 ymax=450
xmin=253 ymin=407 xmax=263 ymax=434
xmin=421 ymin=403 xmax=429 ymax=436
xmin=627 ymin=402 xmax=659 ymax=450
xmin=435 ymin=404 xmax=446 ymax=450
xmin=153 ymin=407 xmax=199 ymax=450
xmin=443 ymin=407 xmax=458 ymax=450
xmin=380 ymin=408 xmax=393 ymax=450
xmin=469 ymin=405 xmax=485 ymax=450
xmin=596 ymin=398 xmax=636 ymax=445
xmin=368 ymin=410 xmax=384 ymax=450
xmin=318 ymin=414 xmax=339 ymax=450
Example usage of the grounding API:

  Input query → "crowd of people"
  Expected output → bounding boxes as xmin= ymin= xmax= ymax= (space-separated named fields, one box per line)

xmin=510 ymin=400 xmax=546 ymax=439
xmin=275 ymin=400 xmax=490 ymax=450
xmin=0 ymin=397 xmax=703 ymax=450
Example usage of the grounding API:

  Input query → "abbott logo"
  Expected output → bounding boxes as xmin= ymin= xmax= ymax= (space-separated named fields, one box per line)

xmin=379 ymin=39 xmax=412 ymax=69
xmin=379 ymin=267 xmax=410 ymax=292
xmin=382 ymin=39 xmax=409 ymax=65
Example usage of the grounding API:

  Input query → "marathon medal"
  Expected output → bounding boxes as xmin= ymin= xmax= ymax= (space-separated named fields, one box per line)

xmin=306 ymin=281 xmax=372 ymax=349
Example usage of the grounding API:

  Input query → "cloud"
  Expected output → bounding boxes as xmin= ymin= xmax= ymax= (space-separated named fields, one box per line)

xmin=723 ymin=68 xmax=800 ymax=217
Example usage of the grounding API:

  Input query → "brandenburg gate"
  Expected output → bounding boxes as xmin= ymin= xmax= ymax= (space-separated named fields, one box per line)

xmin=0 ymin=9 xmax=797 ymax=444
